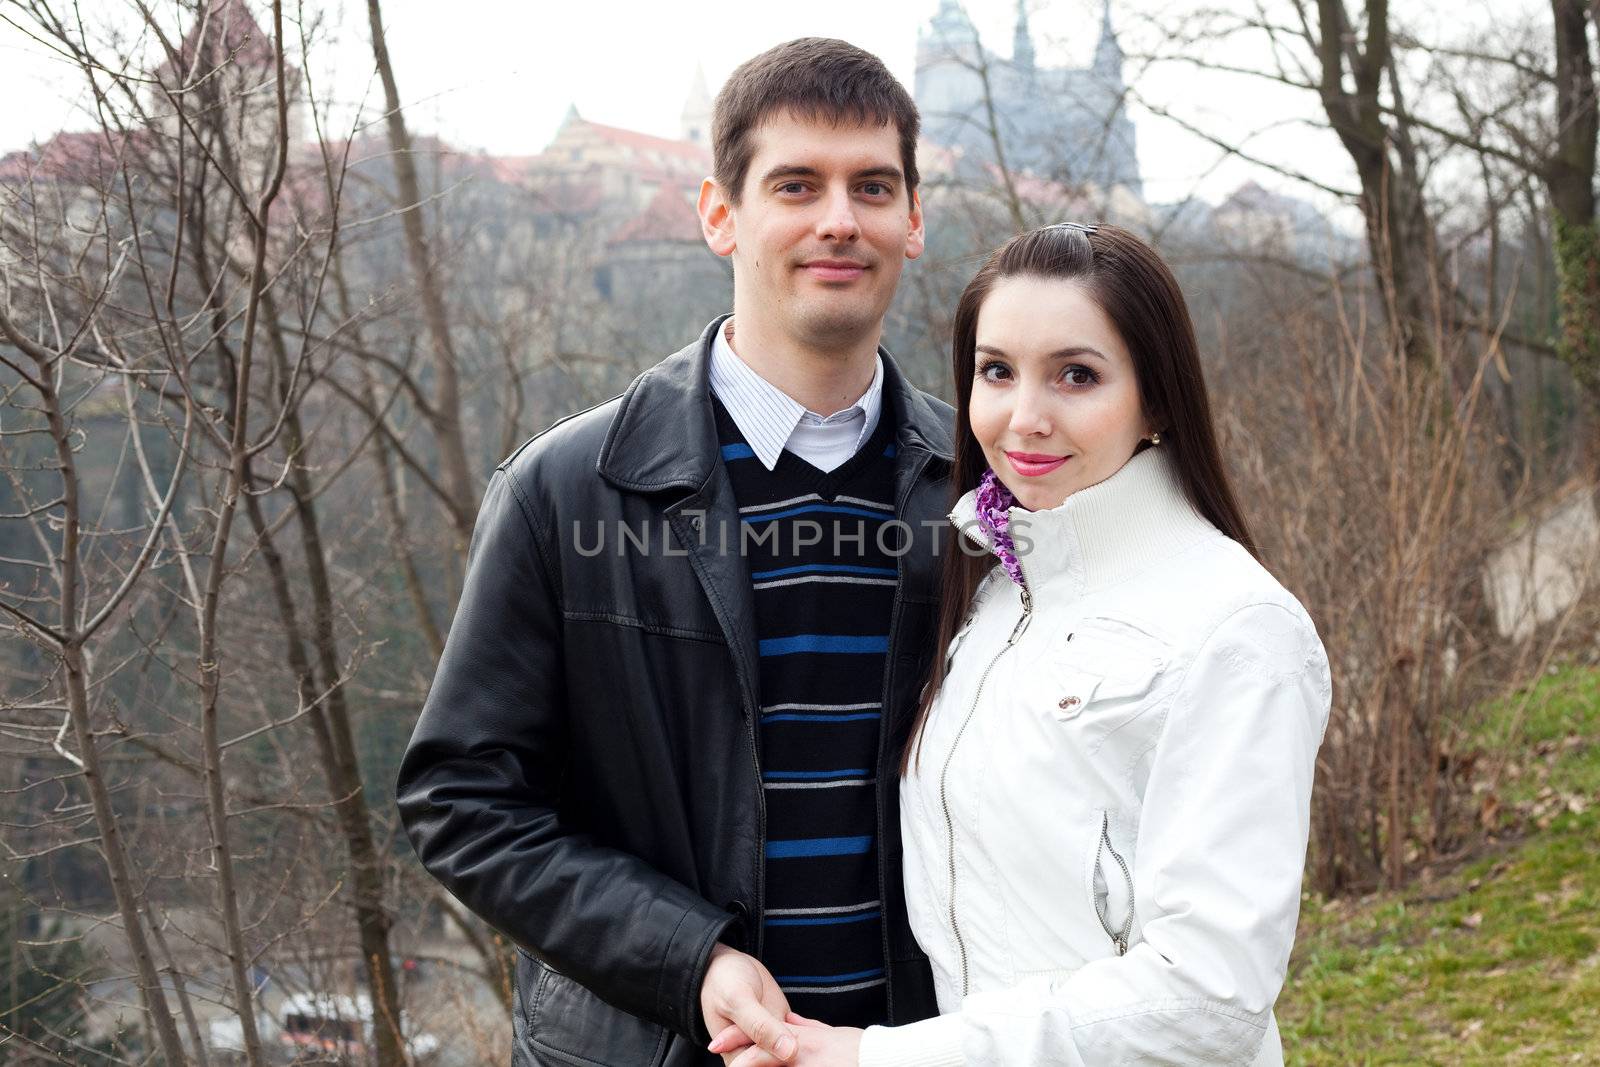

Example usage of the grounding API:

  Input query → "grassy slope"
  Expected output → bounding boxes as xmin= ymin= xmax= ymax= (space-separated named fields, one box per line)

xmin=1279 ymin=666 xmax=1600 ymax=1065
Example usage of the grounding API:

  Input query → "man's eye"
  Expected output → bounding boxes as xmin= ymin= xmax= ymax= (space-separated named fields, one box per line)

xmin=778 ymin=182 xmax=808 ymax=195
xmin=862 ymin=182 xmax=891 ymax=197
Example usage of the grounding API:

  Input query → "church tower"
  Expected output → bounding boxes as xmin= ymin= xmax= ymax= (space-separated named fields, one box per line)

xmin=928 ymin=0 xmax=978 ymax=47
xmin=1012 ymin=0 xmax=1036 ymax=76
xmin=915 ymin=0 xmax=986 ymax=160
xmin=920 ymin=0 xmax=981 ymax=67
xmin=1092 ymin=0 xmax=1124 ymax=84
xmin=680 ymin=63 xmax=713 ymax=149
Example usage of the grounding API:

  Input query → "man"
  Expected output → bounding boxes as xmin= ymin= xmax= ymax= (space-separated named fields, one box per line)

xmin=396 ymin=37 xmax=952 ymax=1067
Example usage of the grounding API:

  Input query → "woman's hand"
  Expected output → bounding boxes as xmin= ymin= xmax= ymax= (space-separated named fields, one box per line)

xmin=710 ymin=1012 xmax=863 ymax=1067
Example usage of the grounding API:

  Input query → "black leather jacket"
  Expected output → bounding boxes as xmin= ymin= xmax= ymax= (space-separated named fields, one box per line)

xmin=396 ymin=318 xmax=952 ymax=1066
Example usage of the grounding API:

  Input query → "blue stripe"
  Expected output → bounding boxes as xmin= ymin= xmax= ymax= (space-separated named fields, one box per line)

xmin=763 ymin=712 xmax=882 ymax=723
xmin=759 ymin=635 xmax=889 ymax=657
xmin=720 ymin=443 xmax=756 ymax=461
xmin=774 ymin=967 xmax=886 ymax=985
xmin=742 ymin=504 xmax=894 ymax=523
xmin=763 ymin=769 xmax=870 ymax=781
xmin=750 ymin=563 xmax=898 ymax=581
xmin=883 ymin=444 xmax=896 ymax=457
xmin=765 ymin=835 xmax=873 ymax=859
xmin=766 ymin=910 xmax=881 ymax=928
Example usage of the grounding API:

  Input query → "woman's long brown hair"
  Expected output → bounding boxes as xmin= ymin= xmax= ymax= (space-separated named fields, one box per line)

xmin=901 ymin=223 xmax=1258 ymax=774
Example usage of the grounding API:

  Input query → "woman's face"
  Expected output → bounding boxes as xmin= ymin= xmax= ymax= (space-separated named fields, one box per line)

xmin=969 ymin=275 xmax=1152 ymax=512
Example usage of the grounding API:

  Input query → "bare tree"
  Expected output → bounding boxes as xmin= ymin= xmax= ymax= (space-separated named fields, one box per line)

xmin=364 ymin=0 xmax=478 ymax=556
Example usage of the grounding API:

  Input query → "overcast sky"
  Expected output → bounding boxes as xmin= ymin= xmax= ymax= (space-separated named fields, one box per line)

xmin=0 ymin=0 xmax=1548 ymax=210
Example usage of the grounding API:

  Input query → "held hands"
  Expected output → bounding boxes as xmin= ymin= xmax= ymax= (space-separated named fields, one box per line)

xmin=700 ymin=945 xmax=799 ymax=1065
xmin=709 ymin=1011 xmax=863 ymax=1067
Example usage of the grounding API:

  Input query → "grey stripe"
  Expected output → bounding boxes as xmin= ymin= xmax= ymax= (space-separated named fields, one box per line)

xmin=762 ymin=778 xmax=876 ymax=790
xmin=758 ymin=902 xmax=876 ymax=921
xmin=781 ymin=978 xmax=888 ymax=995
xmin=739 ymin=493 xmax=824 ymax=514
xmin=753 ymin=575 xmax=898 ymax=590
xmin=762 ymin=701 xmax=880 ymax=713
xmin=833 ymin=494 xmax=894 ymax=511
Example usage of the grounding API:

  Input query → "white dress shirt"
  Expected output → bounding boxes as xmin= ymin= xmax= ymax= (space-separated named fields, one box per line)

xmin=708 ymin=319 xmax=884 ymax=473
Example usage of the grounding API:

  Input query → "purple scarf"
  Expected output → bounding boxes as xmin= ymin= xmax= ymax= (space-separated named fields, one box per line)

xmin=975 ymin=468 xmax=1027 ymax=588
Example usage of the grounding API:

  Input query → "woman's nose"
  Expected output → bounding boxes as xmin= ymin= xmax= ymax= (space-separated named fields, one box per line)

xmin=1007 ymin=384 xmax=1053 ymax=437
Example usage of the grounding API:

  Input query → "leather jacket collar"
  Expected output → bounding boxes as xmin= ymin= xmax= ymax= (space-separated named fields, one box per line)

xmin=598 ymin=315 xmax=954 ymax=493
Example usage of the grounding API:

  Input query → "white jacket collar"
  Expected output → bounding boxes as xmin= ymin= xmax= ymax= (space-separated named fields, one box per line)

xmin=949 ymin=447 xmax=1221 ymax=600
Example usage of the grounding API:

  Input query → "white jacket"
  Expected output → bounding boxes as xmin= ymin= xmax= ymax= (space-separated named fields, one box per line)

xmin=860 ymin=448 xmax=1331 ymax=1066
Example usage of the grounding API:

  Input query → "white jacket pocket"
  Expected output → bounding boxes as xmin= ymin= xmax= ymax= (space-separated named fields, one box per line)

xmin=1038 ymin=624 xmax=1167 ymax=754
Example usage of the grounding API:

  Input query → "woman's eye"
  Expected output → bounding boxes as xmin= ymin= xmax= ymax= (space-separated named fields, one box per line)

xmin=977 ymin=362 xmax=1011 ymax=381
xmin=1063 ymin=365 xmax=1098 ymax=387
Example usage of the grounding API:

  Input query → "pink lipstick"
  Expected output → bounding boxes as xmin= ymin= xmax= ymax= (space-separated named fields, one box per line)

xmin=1005 ymin=451 xmax=1069 ymax=477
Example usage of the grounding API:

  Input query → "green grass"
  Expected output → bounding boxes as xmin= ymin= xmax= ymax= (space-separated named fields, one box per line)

xmin=1279 ymin=664 xmax=1600 ymax=1065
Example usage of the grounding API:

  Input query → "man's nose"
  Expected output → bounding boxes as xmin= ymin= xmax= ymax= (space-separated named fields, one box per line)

xmin=815 ymin=186 xmax=861 ymax=242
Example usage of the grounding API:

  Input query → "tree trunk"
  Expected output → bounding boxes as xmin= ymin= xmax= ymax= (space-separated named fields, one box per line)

xmin=239 ymin=475 xmax=409 ymax=1067
xmin=27 ymin=347 xmax=191 ymax=1065
xmin=365 ymin=0 xmax=478 ymax=548
xmin=330 ymin=250 xmax=445 ymax=661
xmin=1315 ymin=0 xmax=1438 ymax=369
xmin=251 ymin=299 xmax=409 ymax=1067
xmin=1549 ymin=0 xmax=1600 ymax=431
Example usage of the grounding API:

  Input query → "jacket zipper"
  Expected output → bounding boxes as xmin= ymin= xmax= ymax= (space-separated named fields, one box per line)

xmin=939 ymin=585 xmax=1032 ymax=997
xmin=1094 ymin=811 xmax=1134 ymax=956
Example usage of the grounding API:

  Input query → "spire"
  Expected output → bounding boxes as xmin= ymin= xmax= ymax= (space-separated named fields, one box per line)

xmin=928 ymin=0 xmax=978 ymax=47
xmin=1012 ymin=0 xmax=1035 ymax=74
xmin=680 ymin=63 xmax=713 ymax=148
xmin=1093 ymin=0 xmax=1123 ymax=82
xmin=561 ymin=103 xmax=582 ymax=127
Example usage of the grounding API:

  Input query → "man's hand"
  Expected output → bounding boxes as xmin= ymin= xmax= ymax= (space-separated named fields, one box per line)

xmin=701 ymin=944 xmax=796 ymax=1065
xmin=721 ymin=1012 xmax=861 ymax=1067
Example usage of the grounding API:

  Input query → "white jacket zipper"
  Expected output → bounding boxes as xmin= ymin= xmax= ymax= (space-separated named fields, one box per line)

xmin=939 ymin=585 xmax=1032 ymax=997
xmin=1094 ymin=811 xmax=1135 ymax=956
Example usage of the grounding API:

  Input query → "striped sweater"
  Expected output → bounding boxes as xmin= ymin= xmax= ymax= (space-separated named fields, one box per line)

xmin=714 ymin=394 xmax=900 ymax=1029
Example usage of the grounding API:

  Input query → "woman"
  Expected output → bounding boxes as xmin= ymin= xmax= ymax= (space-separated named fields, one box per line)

xmin=715 ymin=223 xmax=1331 ymax=1066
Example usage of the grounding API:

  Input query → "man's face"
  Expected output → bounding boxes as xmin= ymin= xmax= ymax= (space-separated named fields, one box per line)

xmin=700 ymin=110 xmax=924 ymax=349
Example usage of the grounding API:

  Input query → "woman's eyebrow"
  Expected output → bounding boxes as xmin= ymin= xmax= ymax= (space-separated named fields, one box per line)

xmin=976 ymin=343 xmax=1108 ymax=362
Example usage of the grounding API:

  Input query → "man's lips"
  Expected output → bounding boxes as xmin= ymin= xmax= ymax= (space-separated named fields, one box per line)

xmin=1005 ymin=451 xmax=1070 ymax=476
xmin=800 ymin=259 xmax=869 ymax=282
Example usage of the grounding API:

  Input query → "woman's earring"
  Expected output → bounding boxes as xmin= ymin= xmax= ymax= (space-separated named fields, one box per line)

xmin=1149 ymin=431 xmax=1162 ymax=446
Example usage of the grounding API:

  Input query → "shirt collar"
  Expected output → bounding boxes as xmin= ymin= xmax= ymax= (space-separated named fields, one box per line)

xmin=708 ymin=318 xmax=884 ymax=471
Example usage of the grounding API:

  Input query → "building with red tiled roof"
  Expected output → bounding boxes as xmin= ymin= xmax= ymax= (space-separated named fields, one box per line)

xmin=574 ymin=118 xmax=710 ymax=172
xmin=606 ymin=186 xmax=701 ymax=247
xmin=522 ymin=106 xmax=709 ymax=219
xmin=0 ymin=130 xmax=139 ymax=187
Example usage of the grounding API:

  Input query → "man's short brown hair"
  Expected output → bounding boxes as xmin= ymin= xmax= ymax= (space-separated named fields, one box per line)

xmin=712 ymin=38 xmax=920 ymax=204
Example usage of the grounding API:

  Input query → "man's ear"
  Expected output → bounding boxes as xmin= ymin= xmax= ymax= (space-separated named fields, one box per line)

xmin=904 ymin=188 xmax=925 ymax=261
xmin=698 ymin=177 xmax=736 ymax=258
